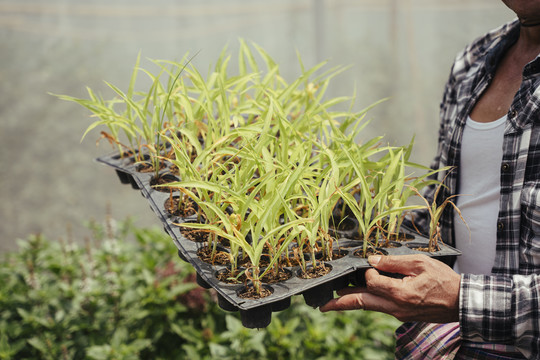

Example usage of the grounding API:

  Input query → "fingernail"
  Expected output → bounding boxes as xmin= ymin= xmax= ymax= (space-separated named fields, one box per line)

xmin=368 ymin=255 xmax=381 ymax=265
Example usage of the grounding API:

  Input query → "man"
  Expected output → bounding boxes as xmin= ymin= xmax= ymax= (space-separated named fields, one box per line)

xmin=320 ymin=1 xmax=540 ymax=359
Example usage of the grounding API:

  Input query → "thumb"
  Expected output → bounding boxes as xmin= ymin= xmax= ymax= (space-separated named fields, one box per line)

xmin=368 ymin=254 xmax=426 ymax=276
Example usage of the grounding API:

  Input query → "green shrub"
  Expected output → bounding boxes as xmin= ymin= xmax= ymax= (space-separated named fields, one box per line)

xmin=0 ymin=217 xmax=400 ymax=360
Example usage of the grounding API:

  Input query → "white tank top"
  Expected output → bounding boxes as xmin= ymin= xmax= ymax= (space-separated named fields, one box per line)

xmin=453 ymin=115 xmax=506 ymax=275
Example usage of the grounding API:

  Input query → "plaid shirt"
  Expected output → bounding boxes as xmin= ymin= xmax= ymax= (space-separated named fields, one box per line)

xmin=395 ymin=322 xmax=524 ymax=359
xmin=411 ymin=19 xmax=540 ymax=359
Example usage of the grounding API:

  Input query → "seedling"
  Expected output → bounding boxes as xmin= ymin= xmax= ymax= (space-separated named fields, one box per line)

xmin=408 ymin=169 xmax=469 ymax=252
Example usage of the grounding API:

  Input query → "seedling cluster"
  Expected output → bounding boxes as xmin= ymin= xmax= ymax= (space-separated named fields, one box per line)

xmin=58 ymin=41 xmax=459 ymax=307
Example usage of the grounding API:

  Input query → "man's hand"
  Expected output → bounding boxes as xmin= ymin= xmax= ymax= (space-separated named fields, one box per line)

xmin=319 ymin=254 xmax=461 ymax=323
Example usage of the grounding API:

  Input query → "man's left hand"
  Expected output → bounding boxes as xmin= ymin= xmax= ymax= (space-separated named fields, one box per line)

xmin=319 ymin=254 xmax=461 ymax=323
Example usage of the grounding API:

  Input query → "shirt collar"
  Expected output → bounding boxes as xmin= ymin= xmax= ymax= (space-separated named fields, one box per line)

xmin=484 ymin=21 xmax=520 ymax=75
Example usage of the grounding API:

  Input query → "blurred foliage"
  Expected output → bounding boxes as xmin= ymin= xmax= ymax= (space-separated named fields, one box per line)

xmin=0 ymin=216 xmax=400 ymax=360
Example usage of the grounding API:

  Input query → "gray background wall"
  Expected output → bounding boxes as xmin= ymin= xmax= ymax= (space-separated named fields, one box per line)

xmin=0 ymin=0 xmax=514 ymax=251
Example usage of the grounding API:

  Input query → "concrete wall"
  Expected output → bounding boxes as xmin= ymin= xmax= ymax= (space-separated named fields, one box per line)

xmin=0 ymin=0 xmax=514 ymax=250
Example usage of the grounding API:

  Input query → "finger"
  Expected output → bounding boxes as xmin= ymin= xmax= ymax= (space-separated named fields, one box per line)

xmin=362 ymin=268 xmax=405 ymax=298
xmin=320 ymin=291 xmax=399 ymax=315
xmin=368 ymin=254 xmax=430 ymax=276
xmin=335 ymin=286 xmax=367 ymax=296
xmin=320 ymin=292 xmax=365 ymax=312
xmin=336 ymin=269 xmax=404 ymax=298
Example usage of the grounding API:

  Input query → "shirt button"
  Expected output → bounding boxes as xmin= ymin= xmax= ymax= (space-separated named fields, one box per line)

xmin=509 ymin=110 xmax=517 ymax=119
xmin=497 ymin=222 xmax=504 ymax=231
xmin=501 ymin=163 xmax=510 ymax=173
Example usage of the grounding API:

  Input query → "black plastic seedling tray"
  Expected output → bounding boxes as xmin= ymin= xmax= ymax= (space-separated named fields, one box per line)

xmin=96 ymin=151 xmax=461 ymax=328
